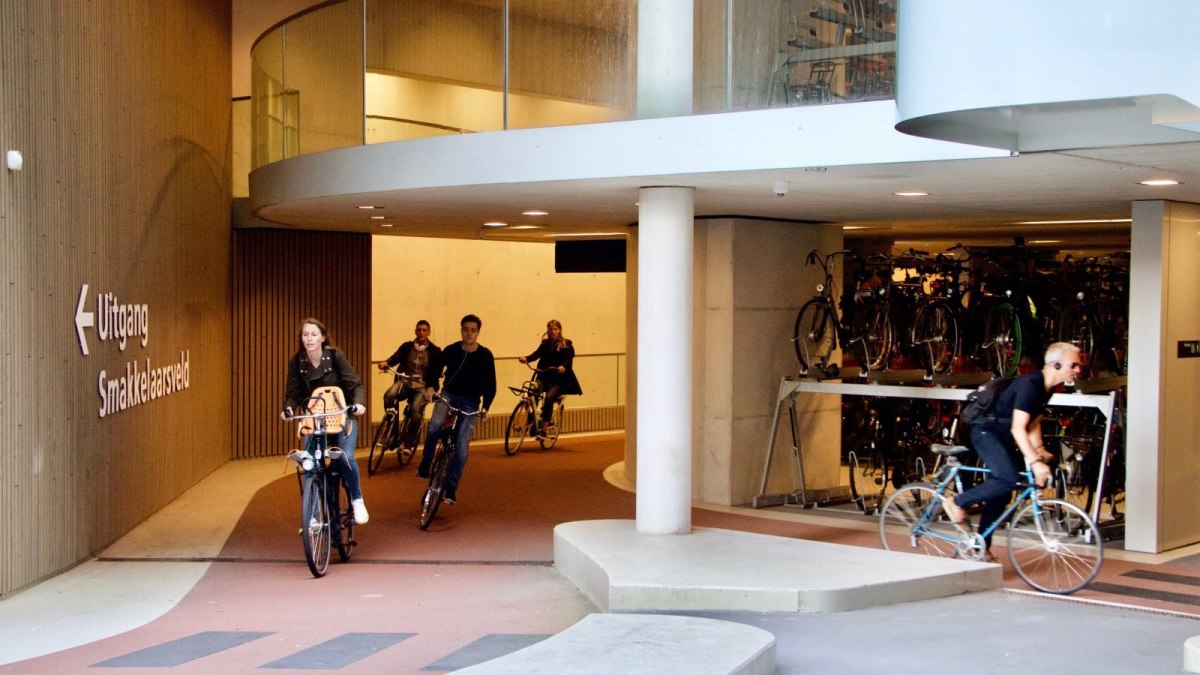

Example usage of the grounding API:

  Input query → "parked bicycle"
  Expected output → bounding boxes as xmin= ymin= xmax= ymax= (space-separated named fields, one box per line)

xmin=503 ymin=364 xmax=564 ymax=455
xmin=793 ymin=249 xmax=871 ymax=376
xmin=419 ymin=395 xmax=481 ymax=530
xmin=282 ymin=388 xmax=357 ymax=578
xmin=879 ymin=443 xmax=1102 ymax=594
xmin=367 ymin=366 xmax=425 ymax=475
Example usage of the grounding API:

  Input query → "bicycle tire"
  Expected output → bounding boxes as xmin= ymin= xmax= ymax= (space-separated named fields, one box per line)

xmin=301 ymin=474 xmax=331 ymax=577
xmin=851 ymin=299 xmax=893 ymax=371
xmin=397 ymin=413 xmax=421 ymax=466
xmin=419 ymin=439 xmax=452 ymax=530
xmin=367 ymin=414 xmax=396 ymax=476
xmin=504 ymin=400 xmax=533 ymax=456
xmin=538 ymin=401 xmax=564 ymax=450
xmin=793 ymin=299 xmax=835 ymax=372
xmin=911 ymin=300 xmax=959 ymax=374
xmin=878 ymin=483 xmax=961 ymax=558
xmin=1058 ymin=302 xmax=1096 ymax=372
xmin=984 ymin=302 xmax=1022 ymax=377
xmin=1053 ymin=461 xmax=1093 ymax=514
xmin=330 ymin=474 xmax=355 ymax=562
xmin=1007 ymin=498 xmax=1102 ymax=594
xmin=847 ymin=441 xmax=887 ymax=514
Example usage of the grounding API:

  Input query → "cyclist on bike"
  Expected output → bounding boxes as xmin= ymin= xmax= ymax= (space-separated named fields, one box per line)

xmin=378 ymin=319 xmax=442 ymax=446
xmin=518 ymin=319 xmax=582 ymax=436
xmin=284 ymin=317 xmax=370 ymax=525
xmin=943 ymin=342 xmax=1082 ymax=554
xmin=419 ymin=314 xmax=496 ymax=505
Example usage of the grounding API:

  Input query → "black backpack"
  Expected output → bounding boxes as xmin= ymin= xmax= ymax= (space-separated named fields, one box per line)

xmin=960 ymin=376 xmax=1016 ymax=425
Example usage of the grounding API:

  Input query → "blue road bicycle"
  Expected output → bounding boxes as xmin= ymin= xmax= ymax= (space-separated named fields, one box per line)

xmin=878 ymin=443 xmax=1102 ymax=594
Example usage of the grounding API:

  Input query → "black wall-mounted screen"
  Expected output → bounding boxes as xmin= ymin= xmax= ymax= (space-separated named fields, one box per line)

xmin=554 ymin=240 xmax=626 ymax=273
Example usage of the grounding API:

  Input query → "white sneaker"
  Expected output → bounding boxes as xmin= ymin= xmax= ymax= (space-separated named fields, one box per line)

xmin=352 ymin=498 xmax=369 ymax=525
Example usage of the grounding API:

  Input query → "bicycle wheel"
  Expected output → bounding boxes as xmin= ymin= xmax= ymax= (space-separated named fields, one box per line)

xmin=793 ymin=299 xmax=835 ymax=371
xmin=911 ymin=301 xmax=959 ymax=374
xmin=367 ymin=414 xmax=396 ymax=476
xmin=300 ymin=474 xmax=331 ymax=577
xmin=984 ymin=302 xmax=1022 ymax=377
xmin=330 ymin=475 xmax=355 ymax=562
xmin=538 ymin=401 xmax=564 ymax=450
xmin=419 ymin=440 xmax=452 ymax=530
xmin=1006 ymin=498 xmax=1103 ymax=594
xmin=1058 ymin=302 xmax=1096 ymax=371
xmin=397 ymin=413 xmax=421 ymax=466
xmin=847 ymin=441 xmax=887 ymax=514
xmin=850 ymin=300 xmax=893 ymax=371
xmin=504 ymin=400 xmax=534 ymax=456
xmin=1053 ymin=458 xmax=1093 ymax=514
xmin=879 ymin=483 xmax=961 ymax=558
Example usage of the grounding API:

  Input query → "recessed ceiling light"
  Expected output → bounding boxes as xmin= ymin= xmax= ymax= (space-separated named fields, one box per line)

xmin=1016 ymin=218 xmax=1131 ymax=225
xmin=357 ymin=205 xmax=382 ymax=210
xmin=378 ymin=222 xmax=394 ymax=228
xmin=522 ymin=210 xmax=549 ymax=216
xmin=1140 ymin=179 xmax=1180 ymax=186
xmin=1029 ymin=239 xmax=1062 ymax=244
xmin=842 ymin=226 xmax=868 ymax=230
xmin=507 ymin=224 xmax=541 ymax=230
xmin=893 ymin=191 xmax=929 ymax=197
xmin=370 ymin=216 xmax=386 ymax=220
xmin=483 ymin=221 xmax=507 ymax=228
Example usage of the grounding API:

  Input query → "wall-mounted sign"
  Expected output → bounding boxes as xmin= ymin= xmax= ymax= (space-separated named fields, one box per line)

xmin=1179 ymin=340 xmax=1200 ymax=358
xmin=76 ymin=284 xmax=191 ymax=418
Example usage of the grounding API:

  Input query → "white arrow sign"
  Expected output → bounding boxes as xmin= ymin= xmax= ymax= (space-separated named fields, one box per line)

xmin=75 ymin=284 xmax=94 ymax=355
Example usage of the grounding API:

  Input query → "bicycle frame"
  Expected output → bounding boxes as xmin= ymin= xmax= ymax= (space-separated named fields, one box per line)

xmin=923 ymin=459 xmax=1037 ymax=544
xmin=419 ymin=395 xmax=480 ymax=529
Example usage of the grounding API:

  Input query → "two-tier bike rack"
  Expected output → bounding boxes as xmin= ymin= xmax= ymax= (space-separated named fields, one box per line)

xmin=754 ymin=369 xmax=1125 ymax=532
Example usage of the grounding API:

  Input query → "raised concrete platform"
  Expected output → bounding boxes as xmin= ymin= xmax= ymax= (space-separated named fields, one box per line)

xmin=554 ymin=519 xmax=1000 ymax=613
xmin=453 ymin=613 xmax=775 ymax=675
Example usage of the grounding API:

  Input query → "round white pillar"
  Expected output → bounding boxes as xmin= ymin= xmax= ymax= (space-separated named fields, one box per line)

xmin=637 ymin=0 xmax=693 ymax=119
xmin=636 ymin=186 xmax=694 ymax=534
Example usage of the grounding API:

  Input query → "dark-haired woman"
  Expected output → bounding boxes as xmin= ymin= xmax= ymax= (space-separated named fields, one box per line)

xmin=283 ymin=317 xmax=369 ymax=525
xmin=518 ymin=319 xmax=582 ymax=434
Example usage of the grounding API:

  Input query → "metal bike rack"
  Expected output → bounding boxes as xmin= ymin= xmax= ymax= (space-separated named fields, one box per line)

xmin=755 ymin=373 xmax=1124 ymax=529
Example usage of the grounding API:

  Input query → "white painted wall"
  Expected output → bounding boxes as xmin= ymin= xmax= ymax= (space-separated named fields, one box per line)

xmin=370 ymin=236 xmax=626 ymax=424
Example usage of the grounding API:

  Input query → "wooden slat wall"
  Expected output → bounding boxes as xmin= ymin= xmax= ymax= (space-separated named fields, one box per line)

xmin=0 ymin=1 xmax=232 ymax=597
xmin=232 ymin=229 xmax=372 ymax=459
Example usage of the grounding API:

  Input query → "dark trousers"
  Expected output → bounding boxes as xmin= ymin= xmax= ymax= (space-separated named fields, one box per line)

xmin=954 ymin=426 xmax=1022 ymax=547
xmin=540 ymin=383 xmax=562 ymax=422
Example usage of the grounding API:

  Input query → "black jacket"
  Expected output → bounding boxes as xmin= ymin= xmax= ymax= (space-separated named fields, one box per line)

xmin=284 ymin=347 xmax=365 ymax=411
xmin=525 ymin=339 xmax=583 ymax=395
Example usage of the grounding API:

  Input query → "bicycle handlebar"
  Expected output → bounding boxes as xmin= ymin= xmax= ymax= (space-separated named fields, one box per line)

xmin=431 ymin=393 xmax=483 ymax=417
xmin=281 ymin=396 xmax=359 ymax=422
xmin=377 ymin=364 xmax=424 ymax=384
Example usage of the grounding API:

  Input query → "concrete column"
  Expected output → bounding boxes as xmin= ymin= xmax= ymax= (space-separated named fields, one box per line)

xmin=636 ymin=187 xmax=694 ymax=534
xmin=637 ymin=0 xmax=693 ymax=119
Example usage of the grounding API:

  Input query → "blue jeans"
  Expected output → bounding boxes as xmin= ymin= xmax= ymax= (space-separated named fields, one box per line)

xmin=955 ymin=425 xmax=1022 ymax=547
xmin=304 ymin=418 xmax=363 ymax=500
xmin=421 ymin=392 xmax=478 ymax=496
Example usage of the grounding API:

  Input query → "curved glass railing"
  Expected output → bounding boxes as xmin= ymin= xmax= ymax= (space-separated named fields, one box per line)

xmin=251 ymin=0 xmax=895 ymax=167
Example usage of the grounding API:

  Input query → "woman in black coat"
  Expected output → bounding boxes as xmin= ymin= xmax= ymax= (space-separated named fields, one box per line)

xmin=518 ymin=319 xmax=583 ymax=433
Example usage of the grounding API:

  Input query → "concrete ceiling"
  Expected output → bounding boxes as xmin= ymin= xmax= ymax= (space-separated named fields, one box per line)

xmin=248 ymin=138 xmax=1200 ymax=255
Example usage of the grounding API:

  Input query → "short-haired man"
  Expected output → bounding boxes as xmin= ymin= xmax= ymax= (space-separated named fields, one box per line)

xmin=943 ymin=342 xmax=1083 ymax=556
xmin=378 ymin=320 xmax=442 ymax=448
xmin=419 ymin=314 xmax=496 ymax=504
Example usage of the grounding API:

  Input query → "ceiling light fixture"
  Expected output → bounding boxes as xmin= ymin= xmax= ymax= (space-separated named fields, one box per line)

xmin=549 ymin=232 xmax=627 ymax=238
xmin=1015 ymin=218 xmax=1131 ymax=225
xmin=483 ymin=221 xmax=507 ymax=228
xmin=507 ymin=224 xmax=541 ymax=230
xmin=370 ymin=216 xmax=386 ymax=220
xmin=378 ymin=222 xmax=394 ymax=228
xmin=357 ymin=205 xmax=382 ymax=210
xmin=522 ymin=210 xmax=549 ymax=216
xmin=1140 ymin=179 xmax=1180 ymax=186
xmin=893 ymin=191 xmax=928 ymax=197
xmin=1028 ymin=239 xmax=1062 ymax=244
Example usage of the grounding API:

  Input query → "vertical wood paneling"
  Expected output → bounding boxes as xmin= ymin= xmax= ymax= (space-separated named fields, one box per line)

xmin=0 ymin=0 xmax=232 ymax=597
xmin=232 ymin=229 xmax=372 ymax=459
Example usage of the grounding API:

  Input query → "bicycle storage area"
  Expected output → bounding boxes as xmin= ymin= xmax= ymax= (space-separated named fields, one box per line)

xmin=756 ymin=369 xmax=1127 ymax=542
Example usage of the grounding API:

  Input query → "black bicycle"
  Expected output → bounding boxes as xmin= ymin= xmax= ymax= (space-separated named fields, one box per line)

xmin=793 ymin=249 xmax=872 ymax=376
xmin=368 ymin=366 xmax=425 ymax=475
xmin=504 ymin=364 xmax=564 ymax=455
xmin=282 ymin=388 xmax=357 ymax=578
xmin=419 ymin=395 xmax=481 ymax=530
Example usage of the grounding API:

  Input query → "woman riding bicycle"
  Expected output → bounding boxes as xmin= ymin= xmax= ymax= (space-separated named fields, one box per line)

xmin=284 ymin=317 xmax=370 ymax=525
xmin=943 ymin=342 xmax=1082 ymax=554
xmin=518 ymin=319 xmax=582 ymax=435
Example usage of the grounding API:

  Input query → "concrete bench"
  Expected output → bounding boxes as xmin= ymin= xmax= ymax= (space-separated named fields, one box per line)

xmin=452 ymin=613 xmax=775 ymax=675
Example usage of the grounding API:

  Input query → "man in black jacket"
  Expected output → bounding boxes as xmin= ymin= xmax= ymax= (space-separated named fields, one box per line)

xmin=379 ymin=320 xmax=442 ymax=446
xmin=418 ymin=314 xmax=497 ymax=504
